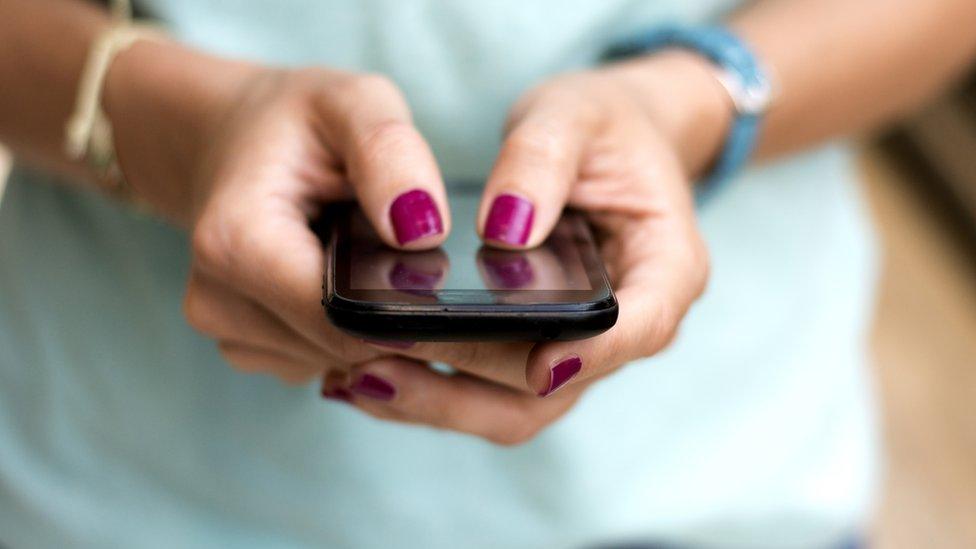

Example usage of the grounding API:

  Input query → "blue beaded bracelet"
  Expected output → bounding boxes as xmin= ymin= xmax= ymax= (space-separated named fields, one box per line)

xmin=604 ymin=25 xmax=773 ymax=206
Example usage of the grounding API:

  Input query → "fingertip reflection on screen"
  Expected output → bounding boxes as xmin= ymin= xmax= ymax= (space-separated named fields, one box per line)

xmin=348 ymin=194 xmax=592 ymax=292
xmin=477 ymin=249 xmax=535 ymax=289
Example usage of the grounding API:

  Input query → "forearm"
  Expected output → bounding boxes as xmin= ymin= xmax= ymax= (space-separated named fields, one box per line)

xmin=607 ymin=0 xmax=976 ymax=177
xmin=0 ymin=0 xmax=108 ymax=179
xmin=732 ymin=0 xmax=976 ymax=159
xmin=0 ymin=0 xmax=259 ymax=223
xmin=101 ymin=39 xmax=260 ymax=223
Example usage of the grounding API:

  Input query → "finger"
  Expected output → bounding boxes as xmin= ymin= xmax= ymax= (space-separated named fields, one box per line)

xmin=331 ymin=357 xmax=579 ymax=446
xmin=192 ymin=204 xmax=379 ymax=365
xmin=367 ymin=340 xmax=534 ymax=392
xmin=184 ymin=270 xmax=332 ymax=365
xmin=320 ymin=75 xmax=450 ymax=249
xmin=526 ymin=219 xmax=709 ymax=397
xmin=478 ymin=91 xmax=598 ymax=249
xmin=217 ymin=341 xmax=327 ymax=385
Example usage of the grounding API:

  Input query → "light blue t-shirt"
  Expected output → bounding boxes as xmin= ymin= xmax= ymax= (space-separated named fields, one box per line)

xmin=0 ymin=1 xmax=879 ymax=547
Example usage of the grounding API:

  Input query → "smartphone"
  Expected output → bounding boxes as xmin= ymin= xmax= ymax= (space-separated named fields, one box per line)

xmin=321 ymin=186 xmax=617 ymax=341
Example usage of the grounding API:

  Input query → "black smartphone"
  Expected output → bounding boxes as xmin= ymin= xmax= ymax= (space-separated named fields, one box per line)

xmin=321 ymin=187 xmax=617 ymax=341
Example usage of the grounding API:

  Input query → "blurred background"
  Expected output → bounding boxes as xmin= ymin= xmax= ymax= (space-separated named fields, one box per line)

xmin=0 ymin=72 xmax=973 ymax=548
xmin=860 ymin=68 xmax=976 ymax=548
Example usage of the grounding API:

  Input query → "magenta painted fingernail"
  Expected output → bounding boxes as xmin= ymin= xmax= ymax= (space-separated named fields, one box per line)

xmin=321 ymin=386 xmax=353 ymax=403
xmin=364 ymin=338 xmax=415 ymax=350
xmin=484 ymin=194 xmax=534 ymax=246
xmin=390 ymin=189 xmax=443 ymax=245
xmin=539 ymin=355 xmax=582 ymax=397
xmin=350 ymin=373 xmax=397 ymax=401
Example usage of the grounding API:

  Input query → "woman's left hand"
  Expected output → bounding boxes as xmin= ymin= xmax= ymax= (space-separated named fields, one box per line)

xmin=325 ymin=54 xmax=729 ymax=445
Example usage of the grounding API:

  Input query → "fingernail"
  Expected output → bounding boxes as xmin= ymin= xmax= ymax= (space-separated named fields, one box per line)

xmin=484 ymin=194 xmax=534 ymax=246
xmin=321 ymin=386 xmax=353 ymax=403
xmin=539 ymin=355 xmax=582 ymax=397
xmin=388 ymin=261 xmax=443 ymax=290
xmin=364 ymin=338 xmax=416 ymax=350
xmin=350 ymin=373 xmax=397 ymax=401
xmin=481 ymin=252 xmax=534 ymax=289
xmin=390 ymin=189 xmax=443 ymax=245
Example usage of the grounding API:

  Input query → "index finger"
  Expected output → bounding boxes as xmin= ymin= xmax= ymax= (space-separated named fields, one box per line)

xmin=478 ymin=89 xmax=598 ymax=249
xmin=319 ymin=74 xmax=451 ymax=250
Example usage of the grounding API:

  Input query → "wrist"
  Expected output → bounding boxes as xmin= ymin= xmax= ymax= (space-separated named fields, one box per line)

xmin=600 ymin=50 xmax=733 ymax=179
xmin=101 ymin=38 xmax=262 ymax=224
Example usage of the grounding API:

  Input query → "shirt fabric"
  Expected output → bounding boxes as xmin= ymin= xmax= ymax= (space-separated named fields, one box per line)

xmin=0 ymin=1 xmax=880 ymax=547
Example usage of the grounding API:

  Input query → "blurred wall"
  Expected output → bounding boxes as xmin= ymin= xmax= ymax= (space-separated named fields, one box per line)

xmin=884 ymin=70 xmax=976 ymax=239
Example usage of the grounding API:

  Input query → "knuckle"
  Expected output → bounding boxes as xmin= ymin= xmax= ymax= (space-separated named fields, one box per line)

xmin=659 ymin=328 xmax=679 ymax=353
xmin=643 ymin=304 xmax=679 ymax=356
xmin=217 ymin=342 xmax=262 ymax=374
xmin=183 ymin=286 xmax=217 ymax=336
xmin=277 ymin=369 xmax=318 ymax=386
xmin=361 ymin=405 xmax=402 ymax=423
xmin=329 ymin=335 xmax=372 ymax=363
xmin=334 ymin=73 xmax=406 ymax=111
xmin=505 ymin=126 xmax=567 ymax=165
xmin=487 ymin=432 xmax=523 ymax=447
xmin=190 ymin=217 xmax=232 ymax=274
xmin=291 ymin=67 xmax=335 ymax=90
xmin=354 ymin=73 xmax=401 ymax=99
xmin=402 ymin=383 xmax=458 ymax=426
xmin=199 ymin=214 xmax=278 ymax=278
xmin=404 ymin=385 xmax=476 ymax=434
xmin=489 ymin=420 xmax=542 ymax=447
xmin=658 ymin=328 xmax=680 ymax=353
xmin=447 ymin=342 xmax=484 ymax=371
xmin=488 ymin=401 xmax=545 ymax=446
xmin=692 ymin=241 xmax=711 ymax=298
xmin=355 ymin=119 xmax=421 ymax=160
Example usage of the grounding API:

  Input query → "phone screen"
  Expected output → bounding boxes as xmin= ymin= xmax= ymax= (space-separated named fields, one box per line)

xmin=348 ymin=191 xmax=593 ymax=292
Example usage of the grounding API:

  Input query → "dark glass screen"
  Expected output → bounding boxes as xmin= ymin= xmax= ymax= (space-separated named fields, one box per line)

xmin=348 ymin=192 xmax=592 ymax=292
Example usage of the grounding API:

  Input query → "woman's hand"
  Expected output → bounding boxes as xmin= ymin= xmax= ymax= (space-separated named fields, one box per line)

xmin=326 ymin=53 xmax=730 ymax=444
xmin=105 ymin=41 xmax=453 ymax=384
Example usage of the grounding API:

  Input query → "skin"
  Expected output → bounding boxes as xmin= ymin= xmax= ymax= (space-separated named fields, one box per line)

xmin=2 ymin=0 xmax=976 ymax=445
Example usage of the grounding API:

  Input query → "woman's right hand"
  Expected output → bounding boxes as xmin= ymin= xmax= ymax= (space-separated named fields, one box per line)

xmin=104 ymin=40 xmax=451 ymax=384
